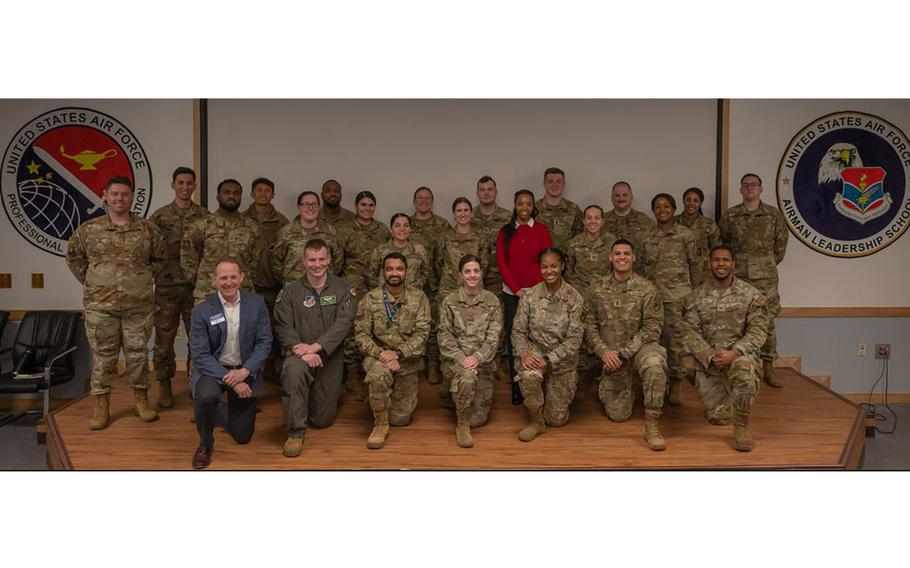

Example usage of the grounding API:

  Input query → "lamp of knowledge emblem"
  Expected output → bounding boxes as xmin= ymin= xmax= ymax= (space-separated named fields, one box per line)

xmin=2 ymin=107 xmax=152 ymax=256
xmin=776 ymin=111 xmax=910 ymax=258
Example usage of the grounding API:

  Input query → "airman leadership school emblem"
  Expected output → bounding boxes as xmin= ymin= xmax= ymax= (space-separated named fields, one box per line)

xmin=2 ymin=107 xmax=152 ymax=256
xmin=777 ymin=111 xmax=910 ymax=258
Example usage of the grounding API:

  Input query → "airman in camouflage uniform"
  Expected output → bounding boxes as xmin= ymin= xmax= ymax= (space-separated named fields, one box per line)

xmin=603 ymin=182 xmax=656 ymax=272
xmin=511 ymin=256 xmax=585 ymax=442
xmin=355 ymin=253 xmax=431 ymax=449
xmin=437 ymin=284 xmax=502 ymax=447
xmin=565 ymin=229 xmax=618 ymax=292
xmin=679 ymin=245 xmax=769 ymax=451
xmin=243 ymin=177 xmax=289 ymax=384
xmin=181 ymin=179 xmax=263 ymax=302
xmin=66 ymin=176 xmax=167 ymax=430
xmin=366 ymin=240 xmax=431 ymax=291
xmin=320 ymin=179 xmax=356 ymax=226
xmin=435 ymin=225 xmax=490 ymax=301
xmin=676 ymin=187 xmax=719 ymax=288
xmin=149 ymin=167 xmax=210 ymax=408
xmin=719 ymin=173 xmax=788 ymax=388
xmin=338 ymin=192 xmax=389 ymax=400
xmin=272 ymin=190 xmax=343 ymax=283
xmin=584 ymin=239 xmax=669 ymax=450
xmin=535 ymin=167 xmax=584 ymax=250
xmin=641 ymin=193 xmax=700 ymax=407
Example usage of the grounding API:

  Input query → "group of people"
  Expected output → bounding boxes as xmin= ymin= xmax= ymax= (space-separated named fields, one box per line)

xmin=64 ymin=165 xmax=788 ymax=468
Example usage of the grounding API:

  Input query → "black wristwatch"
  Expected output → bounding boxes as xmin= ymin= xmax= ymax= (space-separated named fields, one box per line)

xmin=395 ymin=349 xmax=404 ymax=360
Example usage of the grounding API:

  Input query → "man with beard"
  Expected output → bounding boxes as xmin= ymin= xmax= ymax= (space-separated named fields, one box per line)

xmin=320 ymin=179 xmax=355 ymax=226
xmin=603 ymin=181 xmax=656 ymax=268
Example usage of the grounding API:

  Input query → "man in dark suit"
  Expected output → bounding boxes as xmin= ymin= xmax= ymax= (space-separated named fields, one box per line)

xmin=189 ymin=255 xmax=272 ymax=469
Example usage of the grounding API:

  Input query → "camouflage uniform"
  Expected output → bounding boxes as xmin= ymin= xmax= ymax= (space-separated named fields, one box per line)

xmin=66 ymin=214 xmax=167 ymax=395
xmin=321 ymin=205 xmax=355 ymax=227
xmin=471 ymin=205 xmax=512 ymax=295
xmin=640 ymin=223 xmax=699 ymax=385
xmin=366 ymin=241 xmax=431 ymax=291
xmin=534 ymin=197 xmax=583 ymax=251
xmin=675 ymin=212 xmax=719 ymax=287
xmin=564 ymin=229 xmax=618 ymax=292
xmin=338 ymin=218 xmax=389 ymax=397
xmin=271 ymin=218 xmax=343 ymax=284
xmin=679 ymin=277 xmax=769 ymax=424
xmin=410 ymin=213 xmax=451 ymax=373
xmin=718 ymin=202 xmax=788 ymax=363
xmin=512 ymin=281 xmax=585 ymax=426
xmin=434 ymin=225 xmax=491 ymax=301
xmin=181 ymin=209 xmax=263 ymax=301
xmin=437 ymin=288 xmax=502 ymax=427
xmin=355 ymin=285 xmax=431 ymax=426
xmin=584 ymin=272 xmax=668 ymax=421
xmin=149 ymin=200 xmax=209 ymax=384
xmin=602 ymin=208 xmax=656 ymax=272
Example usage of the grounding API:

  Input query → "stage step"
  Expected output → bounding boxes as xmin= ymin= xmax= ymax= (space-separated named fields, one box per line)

xmin=774 ymin=356 xmax=801 ymax=373
xmin=808 ymin=375 xmax=831 ymax=388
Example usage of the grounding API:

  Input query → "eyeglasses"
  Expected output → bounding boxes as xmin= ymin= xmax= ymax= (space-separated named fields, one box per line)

xmin=741 ymin=182 xmax=761 ymax=188
xmin=298 ymin=202 xmax=320 ymax=209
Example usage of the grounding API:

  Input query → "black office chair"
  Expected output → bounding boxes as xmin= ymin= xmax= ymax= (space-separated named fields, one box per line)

xmin=0 ymin=310 xmax=79 ymax=426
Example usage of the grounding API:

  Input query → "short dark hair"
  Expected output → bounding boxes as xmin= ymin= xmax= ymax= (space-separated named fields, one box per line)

xmin=304 ymin=238 xmax=330 ymax=258
xmin=297 ymin=191 xmax=321 ymax=206
xmin=741 ymin=173 xmax=762 ymax=186
xmin=383 ymin=251 xmax=408 ymax=270
xmin=543 ymin=167 xmax=565 ymax=180
xmin=458 ymin=254 xmax=482 ymax=272
xmin=104 ymin=176 xmax=133 ymax=192
xmin=251 ymin=177 xmax=275 ymax=192
xmin=583 ymin=204 xmax=604 ymax=217
xmin=413 ymin=186 xmax=434 ymax=200
xmin=452 ymin=197 xmax=473 ymax=212
xmin=538 ymin=247 xmax=568 ymax=276
xmin=322 ymin=179 xmax=341 ymax=191
xmin=355 ymin=190 xmax=377 ymax=205
xmin=709 ymin=244 xmax=735 ymax=260
xmin=477 ymin=175 xmax=496 ymax=188
xmin=611 ymin=238 xmax=635 ymax=252
xmin=217 ymin=178 xmax=242 ymax=193
xmin=172 ymin=166 xmax=195 ymax=182
xmin=651 ymin=193 xmax=676 ymax=211
xmin=683 ymin=187 xmax=705 ymax=203
xmin=213 ymin=255 xmax=244 ymax=274
xmin=390 ymin=212 xmax=412 ymax=226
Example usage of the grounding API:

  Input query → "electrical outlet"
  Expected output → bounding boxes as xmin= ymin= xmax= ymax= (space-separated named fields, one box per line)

xmin=875 ymin=343 xmax=891 ymax=359
xmin=858 ymin=343 xmax=866 ymax=357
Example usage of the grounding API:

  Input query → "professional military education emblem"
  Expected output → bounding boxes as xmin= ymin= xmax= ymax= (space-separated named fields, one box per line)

xmin=777 ymin=111 xmax=910 ymax=258
xmin=2 ymin=107 xmax=152 ymax=256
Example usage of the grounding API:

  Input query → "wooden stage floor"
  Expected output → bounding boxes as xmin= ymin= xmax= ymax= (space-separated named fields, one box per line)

xmin=46 ymin=368 xmax=865 ymax=470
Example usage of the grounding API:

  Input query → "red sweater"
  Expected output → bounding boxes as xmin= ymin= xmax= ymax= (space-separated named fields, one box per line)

xmin=496 ymin=220 xmax=552 ymax=294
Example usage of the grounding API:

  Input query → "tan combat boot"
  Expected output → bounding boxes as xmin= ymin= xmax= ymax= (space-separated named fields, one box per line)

xmin=455 ymin=408 xmax=474 ymax=448
xmin=642 ymin=409 xmax=667 ymax=451
xmin=282 ymin=437 xmax=304 ymax=458
xmin=667 ymin=378 xmax=682 ymax=406
xmin=157 ymin=379 xmax=173 ymax=409
xmin=367 ymin=410 xmax=390 ymax=449
xmin=426 ymin=359 xmax=442 ymax=385
xmin=518 ymin=406 xmax=546 ymax=442
xmin=133 ymin=389 xmax=160 ymax=422
xmin=89 ymin=392 xmax=111 ymax=430
xmin=763 ymin=360 xmax=782 ymax=388
xmin=733 ymin=410 xmax=754 ymax=452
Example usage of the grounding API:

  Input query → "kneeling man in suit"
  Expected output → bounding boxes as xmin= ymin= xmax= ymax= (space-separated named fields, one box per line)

xmin=189 ymin=255 xmax=272 ymax=469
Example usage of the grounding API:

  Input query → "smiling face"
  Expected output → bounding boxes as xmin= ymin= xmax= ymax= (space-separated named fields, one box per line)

xmin=322 ymin=180 xmax=342 ymax=207
xmin=453 ymin=201 xmax=473 ymax=226
xmin=390 ymin=215 xmax=412 ymax=242
xmin=609 ymin=243 xmax=636 ymax=276
xmin=383 ymin=257 xmax=407 ymax=287
xmin=514 ymin=193 xmax=534 ymax=222
xmin=414 ymin=188 xmax=434 ymax=215
xmin=171 ymin=173 xmax=196 ymax=202
xmin=710 ymin=248 xmax=735 ymax=281
xmin=298 ymin=193 xmax=320 ymax=224
xmin=251 ymin=182 xmax=274 ymax=207
xmin=356 ymin=197 xmax=375 ymax=222
xmin=212 ymin=261 xmax=245 ymax=302
xmin=611 ymin=183 xmax=632 ymax=212
xmin=540 ymin=252 xmax=564 ymax=287
xmin=460 ymin=260 xmax=483 ymax=290
xmin=104 ymin=182 xmax=133 ymax=215
xmin=683 ymin=190 xmax=702 ymax=216
xmin=543 ymin=173 xmax=565 ymax=200
xmin=652 ymin=196 xmax=675 ymax=224
xmin=584 ymin=207 xmax=604 ymax=235
xmin=304 ymin=245 xmax=330 ymax=280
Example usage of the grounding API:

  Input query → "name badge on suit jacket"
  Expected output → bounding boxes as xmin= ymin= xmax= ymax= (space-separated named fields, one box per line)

xmin=209 ymin=313 xmax=226 ymax=326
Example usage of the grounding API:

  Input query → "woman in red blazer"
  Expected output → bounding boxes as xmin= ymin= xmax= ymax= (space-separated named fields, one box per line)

xmin=496 ymin=189 xmax=553 ymax=404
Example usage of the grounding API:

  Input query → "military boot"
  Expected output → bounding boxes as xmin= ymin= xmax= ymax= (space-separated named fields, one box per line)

xmin=733 ymin=410 xmax=754 ymax=451
xmin=133 ymin=389 xmax=160 ymax=422
xmin=367 ymin=410 xmax=390 ymax=450
xmin=157 ymin=379 xmax=173 ymax=409
xmin=763 ymin=360 xmax=782 ymax=388
xmin=426 ymin=359 xmax=442 ymax=385
xmin=642 ymin=409 xmax=666 ymax=451
xmin=455 ymin=408 xmax=474 ymax=448
xmin=282 ymin=437 xmax=304 ymax=458
xmin=89 ymin=393 xmax=111 ymax=430
xmin=667 ymin=378 xmax=682 ymax=406
xmin=518 ymin=406 xmax=546 ymax=442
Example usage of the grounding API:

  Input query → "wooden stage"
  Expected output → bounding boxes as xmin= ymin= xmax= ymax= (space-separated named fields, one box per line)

xmin=45 ymin=367 xmax=865 ymax=470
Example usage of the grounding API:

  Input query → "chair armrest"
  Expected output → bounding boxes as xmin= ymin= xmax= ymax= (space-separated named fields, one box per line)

xmin=44 ymin=345 xmax=78 ymax=370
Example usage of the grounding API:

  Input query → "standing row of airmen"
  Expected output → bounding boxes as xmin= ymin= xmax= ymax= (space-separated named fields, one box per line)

xmin=64 ymin=165 xmax=787 ymax=454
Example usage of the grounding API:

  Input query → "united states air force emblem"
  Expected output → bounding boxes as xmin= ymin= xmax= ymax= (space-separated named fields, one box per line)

xmin=776 ymin=111 xmax=910 ymax=258
xmin=2 ymin=107 xmax=152 ymax=256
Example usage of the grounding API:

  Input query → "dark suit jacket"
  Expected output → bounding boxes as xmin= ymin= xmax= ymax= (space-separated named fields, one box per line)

xmin=189 ymin=290 xmax=272 ymax=397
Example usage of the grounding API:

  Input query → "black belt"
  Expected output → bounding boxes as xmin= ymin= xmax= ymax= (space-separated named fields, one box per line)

xmin=225 ymin=364 xmax=244 ymax=370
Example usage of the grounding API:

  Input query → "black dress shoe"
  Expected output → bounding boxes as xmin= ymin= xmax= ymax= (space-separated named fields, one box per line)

xmin=192 ymin=445 xmax=212 ymax=469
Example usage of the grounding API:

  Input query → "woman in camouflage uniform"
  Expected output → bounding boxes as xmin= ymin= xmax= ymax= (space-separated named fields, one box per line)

xmin=674 ymin=187 xmax=718 ymax=288
xmin=367 ymin=213 xmax=431 ymax=291
xmin=435 ymin=198 xmax=490 ymax=303
xmin=437 ymin=255 xmax=502 ymax=448
xmin=565 ymin=205 xmax=618 ymax=290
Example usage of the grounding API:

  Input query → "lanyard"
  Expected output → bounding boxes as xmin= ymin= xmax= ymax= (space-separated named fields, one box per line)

xmin=382 ymin=288 xmax=402 ymax=329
